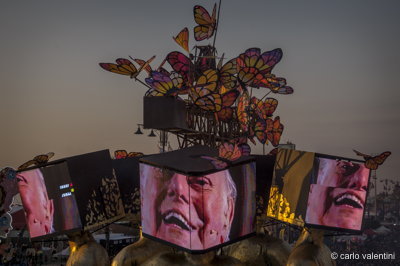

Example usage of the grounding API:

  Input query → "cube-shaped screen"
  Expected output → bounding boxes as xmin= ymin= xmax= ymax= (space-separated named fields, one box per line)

xmin=17 ymin=162 xmax=82 ymax=239
xmin=305 ymin=156 xmax=370 ymax=231
xmin=139 ymin=146 xmax=256 ymax=253
xmin=267 ymin=149 xmax=370 ymax=232
xmin=17 ymin=150 xmax=125 ymax=239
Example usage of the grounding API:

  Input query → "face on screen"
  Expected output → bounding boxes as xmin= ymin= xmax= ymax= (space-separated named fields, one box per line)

xmin=306 ymin=158 xmax=370 ymax=230
xmin=17 ymin=169 xmax=54 ymax=238
xmin=140 ymin=165 xmax=237 ymax=250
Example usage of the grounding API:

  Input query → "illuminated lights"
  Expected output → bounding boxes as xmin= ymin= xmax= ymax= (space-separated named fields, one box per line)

xmin=59 ymin=184 xmax=69 ymax=189
xmin=62 ymin=192 xmax=72 ymax=198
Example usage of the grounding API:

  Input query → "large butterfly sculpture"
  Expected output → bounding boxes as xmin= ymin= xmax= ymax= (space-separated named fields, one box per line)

xmin=193 ymin=4 xmax=217 ymax=41
xmin=353 ymin=150 xmax=391 ymax=170
xmin=99 ymin=56 xmax=155 ymax=79
xmin=201 ymin=142 xmax=243 ymax=170
xmin=173 ymin=28 xmax=189 ymax=54
xmin=236 ymin=48 xmax=282 ymax=88
xmin=145 ymin=71 xmax=185 ymax=97
xmin=114 ymin=150 xmax=144 ymax=159
xmin=17 ymin=152 xmax=55 ymax=170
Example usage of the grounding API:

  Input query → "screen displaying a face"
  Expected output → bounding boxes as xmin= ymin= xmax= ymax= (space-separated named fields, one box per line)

xmin=17 ymin=163 xmax=82 ymax=239
xmin=140 ymin=162 xmax=256 ymax=251
xmin=305 ymin=157 xmax=370 ymax=230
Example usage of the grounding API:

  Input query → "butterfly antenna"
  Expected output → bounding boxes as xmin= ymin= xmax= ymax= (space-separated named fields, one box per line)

xmin=260 ymin=90 xmax=273 ymax=101
xmin=212 ymin=0 xmax=223 ymax=54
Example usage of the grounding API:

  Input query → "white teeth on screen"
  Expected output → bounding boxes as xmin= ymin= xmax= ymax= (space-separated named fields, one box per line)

xmin=165 ymin=212 xmax=194 ymax=231
xmin=336 ymin=194 xmax=363 ymax=207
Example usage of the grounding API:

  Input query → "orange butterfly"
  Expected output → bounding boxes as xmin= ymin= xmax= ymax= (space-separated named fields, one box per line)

xmin=99 ymin=56 xmax=155 ymax=79
xmin=114 ymin=150 xmax=144 ymax=159
xmin=267 ymin=116 xmax=284 ymax=147
xmin=251 ymin=97 xmax=278 ymax=120
xmin=18 ymin=152 xmax=55 ymax=170
xmin=193 ymin=4 xmax=217 ymax=41
xmin=353 ymin=150 xmax=391 ymax=170
xmin=201 ymin=143 xmax=242 ymax=169
xmin=173 ymin=28 xmax=189 ymax=53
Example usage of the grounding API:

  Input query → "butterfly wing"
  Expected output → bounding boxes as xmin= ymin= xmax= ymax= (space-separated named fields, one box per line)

xmin=365 ymin=151 xmax=391 ymax=170
xmin=219 ymin=143 xmax=242 ymax=161
xmin=193 ymin=4 xmax=217 ymax=41
xmin=254 ymin=119 xmax=267 ymax=145
xmin=173 ymin=28 xmax=189 ymax=53
xmin=353 ymin=149 xmax=371 ymax=160
xmin=217 ymin=107 xmax=234 ymax=122
xmin=99 ymin=58 xmax=139 ymax=78
xmin=17 ymin=160 xmax=36 ymax=170
xmin=267 ymin=116 xmax=284 ymax=147
xmin=145 ymin=71 xmax=179 ymax=96
xmin=221 ymin=90 xmax=239 ymax=107
xmin=167 ymin=51 xmax=195 ymax=85
xmin=237 ymin=91 xmax=250 ymax=132
xmin=264 ymin=98 xmax=278 ymax=117
xmin=191 ymin=70 xmax=222 ymax=111
xmin=218 ymin=58 xmax=238 ymax=90
xmin=373 ymin=151 xmax=391 ymax=164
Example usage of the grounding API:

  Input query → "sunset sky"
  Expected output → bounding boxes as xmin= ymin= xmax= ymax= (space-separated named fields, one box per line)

xmin=1 ymin=0 xmax=399 ymax=192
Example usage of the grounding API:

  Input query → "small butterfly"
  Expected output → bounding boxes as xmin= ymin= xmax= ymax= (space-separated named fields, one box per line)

xmin=353 ymin=150 xmax=391 ymax=170
xmin=227 ymin=137 xmax=251 ymax=156
xmin=18 ymin=152 xmax=55 ymax=170
xmin=267 ymin=116 xmax=284 ymax=147
xmin=173 ymin=27 xmax=189 ymax=53
xmin=193 ymin=4 xmax=217 ymax=41
xmin=114 ymin=150 xmax=144 ymax=159
xmin=201 ymin=143 xmax=242 ymax=170
xmin=99 ymin=56 xmax=155 ymax=79
xmin=251 ymin=97 xmax=278 ymax=120
xmin=236 ymin=48 xmax=282 ymax=88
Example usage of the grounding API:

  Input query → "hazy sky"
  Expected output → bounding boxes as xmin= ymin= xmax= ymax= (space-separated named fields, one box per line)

xmin=1 ymin=0 xmax=399 ymax=192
